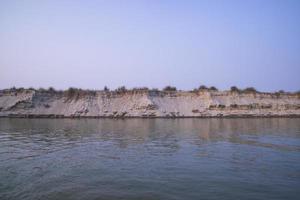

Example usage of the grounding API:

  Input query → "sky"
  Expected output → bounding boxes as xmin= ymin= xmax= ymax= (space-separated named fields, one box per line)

xmin=0 ymin=0 xmax=299 ymax=92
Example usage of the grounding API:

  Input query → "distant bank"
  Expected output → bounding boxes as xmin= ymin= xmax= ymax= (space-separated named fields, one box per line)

xmin=0 ymin=87 xmax=299 ymax=118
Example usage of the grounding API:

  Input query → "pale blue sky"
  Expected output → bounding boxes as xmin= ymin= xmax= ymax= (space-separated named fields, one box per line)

xmin=0 ymin=0 xmax=299 ymax=91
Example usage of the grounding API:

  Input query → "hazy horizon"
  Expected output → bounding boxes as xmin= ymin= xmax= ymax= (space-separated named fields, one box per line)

xmin=1 ymin=0 xmax=300 ymax=92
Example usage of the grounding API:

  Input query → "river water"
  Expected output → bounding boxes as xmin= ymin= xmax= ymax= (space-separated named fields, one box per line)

xmin=0 ymin=118 xmax=299 ymax=200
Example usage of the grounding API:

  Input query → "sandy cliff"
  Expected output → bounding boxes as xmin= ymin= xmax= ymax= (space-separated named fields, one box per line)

xmin=0 ymin=89 xmax=299 ymax=118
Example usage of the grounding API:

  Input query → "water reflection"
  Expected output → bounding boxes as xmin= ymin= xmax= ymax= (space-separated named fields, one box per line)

xmin=0 ymin=118 xmax=300 ymax=200
xmin=0 ymin=118 xmax=300 ymax=151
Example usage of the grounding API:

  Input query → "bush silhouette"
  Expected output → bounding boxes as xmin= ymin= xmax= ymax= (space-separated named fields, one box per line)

xmin=198 ymin=85 xmax=208 ymax=90
xmin=230 ymin=86 xmax=240 ymax=92
xmin=115 ymin=86 xmax=127 ymax=93
xmin=104 ymin=86 xmax=109 ymax=92
xmin=163 ymin=86 xmax=177 ymax=91
xmin=48 ymin=87 xmax=56 ymax=93
xmin=209 ymin=86 xmax=218 ymax=91
xmin=243 ymin=87 xmax=257 ymax=93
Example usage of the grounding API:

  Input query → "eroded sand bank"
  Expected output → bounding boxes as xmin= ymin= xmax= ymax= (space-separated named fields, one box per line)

xmin=0 ymin=89 xmax=299 ymax=118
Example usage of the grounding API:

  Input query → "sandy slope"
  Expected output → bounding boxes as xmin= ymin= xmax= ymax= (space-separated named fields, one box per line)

xmin=0 ymin=90 xmax=299 ymax=117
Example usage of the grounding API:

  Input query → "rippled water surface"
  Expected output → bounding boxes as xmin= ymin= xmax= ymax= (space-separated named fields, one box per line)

xmin=0 ymin=118 xmax=300 ymax=200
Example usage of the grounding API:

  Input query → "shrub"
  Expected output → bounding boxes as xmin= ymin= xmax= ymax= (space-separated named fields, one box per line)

xmin=209 ymin=86 xmax=218 ymax=91
xmin=104 ymin=86 xmax=109 ymax=92
xmin=48 ymin=87 xmax=56 ymax=93
xmin=243 ymin=87 xmax=257 ymax=93
xmin=63 ymin=88 xmax=97 ymax=99
xmin=16 ymin=87 xmax=25 ymax=92
xmin=198 ymin=85 xmax=208 ymax=90
xmin=38 ymin=87 xmax=46 ymax=92
xmin=10 ymin=87 xmax=16 ymax=91
xmin=115 ymin=86 xmax=127 ymax=93
xmin=230 ymin=104 xmax=238 ymax=108
xmin=230 ymin=86 xmax=240 ymax=92
xmin=150 ymin=88 xmax=159 ymax=92
xmin=192 ymin=109 xmax=199 ymax=113
xmin=149 ymin=88 xmax=160 ymax=95
xmin=87 ymin=90 xmax=97 ymax=96
xmin=163 ymin=86 xmax=177 ymax=91
xmin=132 ymin=87 xmax=149 ymax=91
xmin=218 ymin=104 xmax=226 ymax=108
xmin=65 ymin=87 xmax=77 ymax=98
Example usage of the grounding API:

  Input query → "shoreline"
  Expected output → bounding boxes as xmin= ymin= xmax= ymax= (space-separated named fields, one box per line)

xmin=1 ymin=114 xmax=300 ymax=119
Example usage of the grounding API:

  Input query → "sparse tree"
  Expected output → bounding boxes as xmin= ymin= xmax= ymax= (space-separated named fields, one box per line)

xmin=104 ymin=86 xmax=109 ymax=92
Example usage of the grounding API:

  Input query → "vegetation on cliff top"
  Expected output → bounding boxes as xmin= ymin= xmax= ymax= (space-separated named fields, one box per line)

xmin=1 ymin=86 xmax=299 ymax=97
